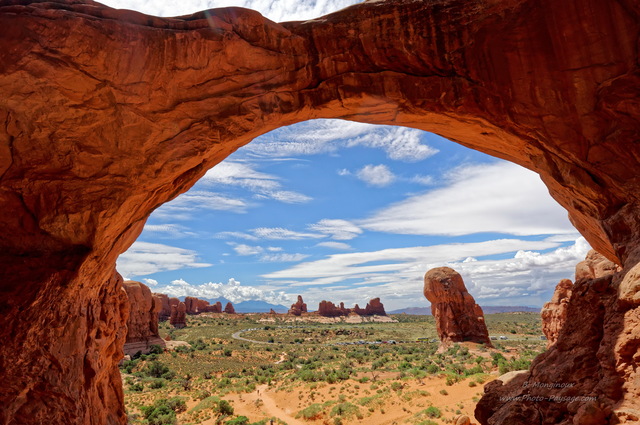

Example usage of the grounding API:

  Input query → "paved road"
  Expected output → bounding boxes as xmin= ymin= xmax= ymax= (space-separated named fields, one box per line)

xmin=231 ymin=329 xmax=274 ymax=344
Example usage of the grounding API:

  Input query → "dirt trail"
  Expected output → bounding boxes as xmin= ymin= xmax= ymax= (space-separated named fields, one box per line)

xmin=240 ymin=385 xmax=305 ymax=425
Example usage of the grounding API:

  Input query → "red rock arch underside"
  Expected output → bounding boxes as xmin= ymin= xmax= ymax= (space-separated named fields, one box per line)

xmin=0 ymin=0 xmax=639 ymax=424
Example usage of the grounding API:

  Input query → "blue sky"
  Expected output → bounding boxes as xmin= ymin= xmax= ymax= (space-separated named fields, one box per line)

xmin=108 ymin=0 xmax=590 ymax=310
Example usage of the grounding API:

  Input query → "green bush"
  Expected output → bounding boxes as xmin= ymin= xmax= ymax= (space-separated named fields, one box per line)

xmin=225 ymin=417 xmax=250 ymax=425
xmin=297 ymin=404 xmax=324 ymax=420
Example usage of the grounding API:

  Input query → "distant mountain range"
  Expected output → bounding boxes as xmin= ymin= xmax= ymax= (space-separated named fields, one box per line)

xmin=179 ymin=297 xmax=289 ymax=313
xmin=388 ymin=305 xmax=540 ymax=315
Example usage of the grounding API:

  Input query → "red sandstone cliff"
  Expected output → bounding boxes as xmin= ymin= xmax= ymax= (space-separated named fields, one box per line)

xmin=169 ymin=302 xmax=187 ymax=329
xmin=540 ymin=279 xmax=573 ymax=347
xmin=122 ymin=281 xmax=166 ymax=355
xmin=423 ymin=267 xmax=492 ymax=347
xmin=0 ymin=0 xmax=638 ymax=424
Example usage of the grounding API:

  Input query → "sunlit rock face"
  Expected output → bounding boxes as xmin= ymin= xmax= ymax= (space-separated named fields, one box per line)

xmin=541 ymin=279 xmax=573 ymax=347
xmin=0 ymin=0 xmax=638 ymax=424
xmin=476 ymin=250 xmax=640 ymax=425
xmin=122 ymin=281 xmax=166 ymax=356
xmin=423 ymin=267 xmax=492 ymax=346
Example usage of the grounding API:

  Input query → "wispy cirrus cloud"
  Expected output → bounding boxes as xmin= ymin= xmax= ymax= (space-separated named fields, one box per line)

xmin=308 ymin=219 xmax=362 ymax=240
xmin=99 ymin=0 xmax=361 ymax=22
xmin=245 ymin=120 xmax=438 ymax=162
xmin=202 ymin=161 xmax=311 ymax=204
xmin=117 ymin=242 xmax=212 ymax=278
xmin=152 ymin=190 xmax=249 ymax=220
xmin=252 ymin=227 xmax=324 ymax=240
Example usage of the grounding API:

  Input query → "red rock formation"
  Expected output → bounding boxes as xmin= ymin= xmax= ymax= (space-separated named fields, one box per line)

xmin=289 ymin=295 xmax=308 ymax=316
xmin=169 ymin=302 xmax=187 ymax=328
xmin=364 ymin=298 xmax=386 ymax=316
xmin=353 ymin=304 xmax=366 ymax=315
xmin=575 ymin=249 xmax=621 ymax=281
xmin=476 ymin=261 xmax=636 ymax=425
xmin=318 ymin=300 xmax=345 ymax=317
xmin=224 ymin=302 xmax=235 ymax=314
xmin=269 ymin=308 xmax=278 ymax=315
xmin=122 ymin=281 xmax=166 ymax=355
xmin=154 ymin=293 xmax=172 ymax=321
xmin=424 ymin=267 xmax=492 ymax=347
xmin=540 ymin=279 xmax=573 ymax=347
xmin=0 ymin=0 xmax=639 ymax=424
xmin=184 ymin=296 xmax=211 ymax=314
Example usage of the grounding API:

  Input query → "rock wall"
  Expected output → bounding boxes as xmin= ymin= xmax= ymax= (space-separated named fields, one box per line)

xmin=540 ymin=279 xmax=573 ymax=347
xmin=121 ymin=281 xmax=166 ymax=356
xmin=424 ymin=267 xmax=492 ymax=346
xmin=317 ymin=298 xmax=387 ymax=317
xmin=169 ymin=302 xmax=187 ymax=329
xmin=0 ymin=0 xmax=638 ymax=424
xmin=476 ymin=255 xmax=639 ymax=425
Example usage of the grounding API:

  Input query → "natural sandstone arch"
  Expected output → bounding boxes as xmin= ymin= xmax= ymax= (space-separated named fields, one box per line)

xmin=0 ymin=0 xmax=638 ymax=424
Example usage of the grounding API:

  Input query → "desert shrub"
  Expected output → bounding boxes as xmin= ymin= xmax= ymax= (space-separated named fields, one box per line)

xmin=225 ymin=416 xmax=249 ymax=425
xmin=149 ymin=379 xmax=166 ymax=389
xmin=140 ymin=397 xmax=186 ymax=425
xmin=297 ymin=404 xmax=324 ymax=420
xmin=144 ymin=361 xmax=175 ymax=380
xmin=128 ymin=382 xmax=143 ymax=392
xmin=149 ymin=344 xmax=164 ymax=355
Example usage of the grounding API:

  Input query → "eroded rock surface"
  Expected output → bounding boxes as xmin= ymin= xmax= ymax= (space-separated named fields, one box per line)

xmin=0 ymin=0 xmax=638 ymax=424
xmin=424 ymin=267 xmax=492 ymax=346
xmin=540 ymin=279 xmax=573 ymax=347
xmin=121 ymin=281 xmax=165 ymax=355
xmin=476 ymin=251 xmax=639 ymax=425
xmin=169 ymin=302 xmax=187 ymax=328
xmin=224 ymin=302 xmax=235 ymax=314
xmin=289 ymin=295 xmax=308 ymax=316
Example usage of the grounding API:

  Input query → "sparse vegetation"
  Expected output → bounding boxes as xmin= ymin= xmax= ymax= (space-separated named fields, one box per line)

xmin=123 ymin=313 xmax=545 ymax=424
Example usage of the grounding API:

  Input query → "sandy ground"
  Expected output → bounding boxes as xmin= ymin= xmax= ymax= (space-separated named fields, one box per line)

xmin=191 ymin=373 xmax=491 ymax=425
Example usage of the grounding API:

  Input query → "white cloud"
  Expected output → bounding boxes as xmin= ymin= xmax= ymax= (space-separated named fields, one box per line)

xmin=346 ymin=126 xmax=438 ymax=162
xmin=202 ymin=161 xmax=311 ymax=204
xmin=252 ymin=227 xmax=324 ymax=240
xmin=229 ymin=243 xmax=264 ymax=256
xmin=360 ymin=162 xmax=576 ymax=236
xmin=153 ymin=190 xmax=248 ymax=220
xmin=143 ymin=278 xmax=159 ymax=286
xmin=215 ymin=231 xmax=259 ymax=241
xmin=316 ymin=241 xmax=353 ymax=250
xmin=142 ymin=224 xmax=197 ymax=238
xmin=260 ymin=253 xmax=310 ymax=262
xmin=117 ymin=242 xmax=212 ymax=277
xmin=356 ymin=164 xmax=396 ymax=187
xmin=246 ymin=120 xmax=437 ymax=163
xmin=261 ymin=237 xmax=591 ymax=310
xmin=308 ymin=219 xmax=362 ymax=240
xmin=153 ymin=278 xmax=291 ymax=305
xmin=100 ymin=0 xmax=361 ymax=22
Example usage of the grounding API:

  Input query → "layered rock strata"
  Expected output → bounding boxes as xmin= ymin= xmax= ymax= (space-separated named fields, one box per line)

xmin=0 ymin=0 xmax=638 ymax=424
xmin=424 ymin=267 xmax=492 ymax=346
xmin=121 ymin=281 xmax=166 ymax=355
